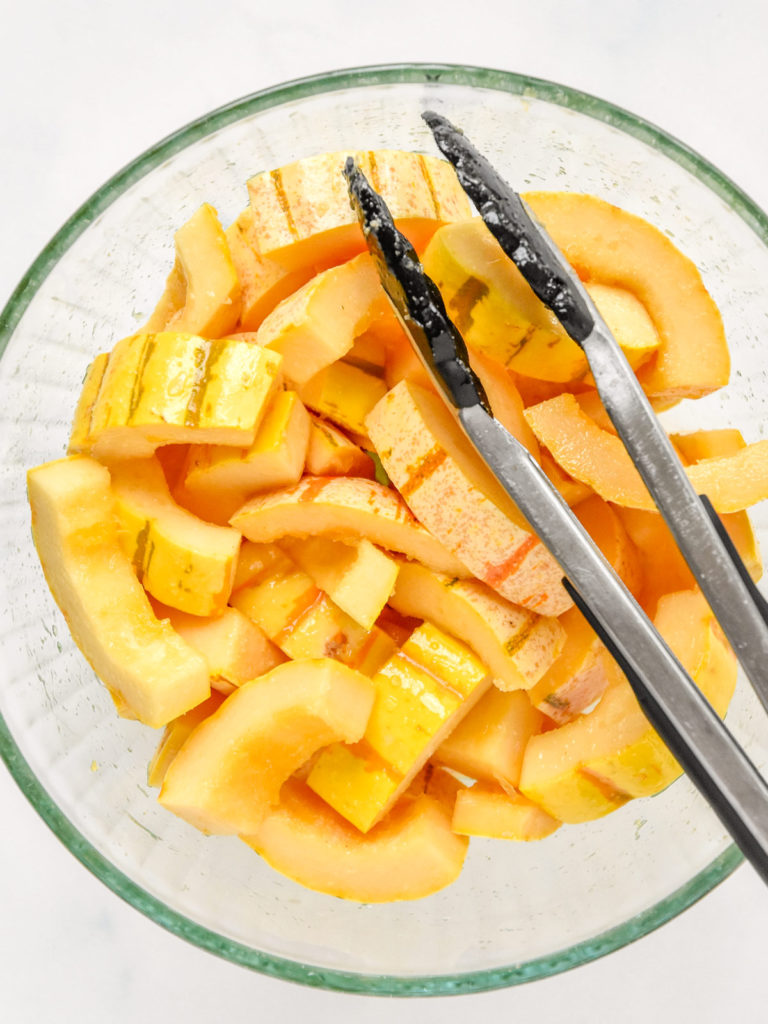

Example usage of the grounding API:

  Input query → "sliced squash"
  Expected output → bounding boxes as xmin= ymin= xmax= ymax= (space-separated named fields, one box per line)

xmin=306 ymin=623 xmax=491 ymax=832
xmin=525 ymin=191 xmax=730 ymax=401
xmin=422 ymin=217 xmax=660 ymax=383
xmin=366 ymin=379 xmax=570 ymax=614
xmin=244 ymin=775 xmax=468 ymax=902
xmin=27 ymin=456 xmax=210 ymax=728
xmin=87 ymin=332 xmax=282 ymax=459
xmin=246 ymin=149 xmax=471 ymax=270
xmin=433 ymin=688 xmax=544 ymax=790
xmin=305 ymin=414 xmax=375 ymax=478
xmin=230 ymin=475 xmax=469 ymax=577
xmin=158 ymin=658 xmax=375 ymax=835
xmin=452 ymin=784 xmax=561 ymax=840
xmin=145 ymin=203 xmax=241 ymax=338
xmin=109 ymin=456 xmax=241 ymax=616
xmin=177 ymin=389 xmax=311 ymax=524
xmin=388 ymin=559 xmax=564 ymax=691
xmin=519 ymin=589 xmax=737 ymax=822
xmin=525 ymin=393 xmax=768 ymax=512
xmin=225 ymin=208 xmax=314 ymax=330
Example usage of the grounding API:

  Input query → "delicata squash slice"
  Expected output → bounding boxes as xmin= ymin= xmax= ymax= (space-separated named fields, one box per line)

xmin=246 ymin=148 xmax=472 ymax=269
xmin=524 ymin=191 xmax=731 ymax=402
xmin=525 ymin=393 xmax=768 ymax=512
xmin=27 ymin=143 xmax=762 ymax=903
xmin=144 ymin=203 xmax=241 ymax=338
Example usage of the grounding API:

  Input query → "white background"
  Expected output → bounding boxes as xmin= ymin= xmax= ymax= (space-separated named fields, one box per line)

xmin=2 ymin=1 xmax=768 ymax=1020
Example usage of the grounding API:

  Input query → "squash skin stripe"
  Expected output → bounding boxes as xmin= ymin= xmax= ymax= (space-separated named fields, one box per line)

xmin=484 ymin=535 xmax=540 ymax=588
xmin=269 ymin=168 xmax=299 ymax=241
xmin=418 ymin=153 xmax=441 ymax=220
xmin=184 ymin=338 xmax=228 ymax=427
xmin=399 ymin=447 xmax=449 ymax=501
xmin=127 ymin=334 xmax=157 ymax=420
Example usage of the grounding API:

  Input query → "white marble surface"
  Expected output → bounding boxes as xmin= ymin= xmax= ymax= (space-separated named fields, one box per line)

xmin=3 ymin=1 xmax=768 ymax=1020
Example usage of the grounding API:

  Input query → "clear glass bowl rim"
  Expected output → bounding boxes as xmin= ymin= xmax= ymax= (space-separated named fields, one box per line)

xmin=0 ymin=61 xmax=761 ymax=997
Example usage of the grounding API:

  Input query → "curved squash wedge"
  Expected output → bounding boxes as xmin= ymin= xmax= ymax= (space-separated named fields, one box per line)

xmin=145 ymin=203 xmax=241 ymax=338
xmin=230 ymin=474 xmax=468 ymax=577
xmin=525 ymin=393 xmax=768 ymax=512
xmin=423 ymin=217 xmax=660 ymax=383
xmin=244 ymin=775 xmax=468 ymax=902
xmin=519 ymin=589 xmax=737 ymax=822
xmin=524 ymin=191 xmax=730 ymax=401
xmin=158 ymin=658 xmax=375 ymax=835
xmin=27 ymin=456 xmax=210 ymax=728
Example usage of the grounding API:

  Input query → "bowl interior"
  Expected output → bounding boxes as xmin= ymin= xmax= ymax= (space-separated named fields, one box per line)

xmin=3 ymin=65 xmax=768 ymax=995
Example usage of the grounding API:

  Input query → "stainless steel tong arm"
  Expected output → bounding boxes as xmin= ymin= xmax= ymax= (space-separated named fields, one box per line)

xmin=461 ymin=402 xmax=768 ymax=882
xmin=584 ymin=318 xmax=768 ymax=708
xmin=344 ymin=151 xmax=768 ymax=886
xmin=424 ymin=108 xmax=768 ymax=716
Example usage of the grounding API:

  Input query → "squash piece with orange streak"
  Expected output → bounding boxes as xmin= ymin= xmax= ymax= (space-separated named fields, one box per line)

xmin=231 ymin=550 xmax=396 ymax=676
xmin=225 ymin=208 xmax=315 ymax=331
xmin=230 ymin=475 xmax=469 ymax=577
xmin=366 ymin=380 xmax=571 ymax=615
xmin=246 ymin=149 xmax=471 ymax=271
xmin=388 ymin=559 xmax=564 ymax=692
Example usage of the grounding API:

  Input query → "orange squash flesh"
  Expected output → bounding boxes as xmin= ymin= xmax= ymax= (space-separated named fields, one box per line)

xmin=527 ymin=608 xmax=611 ymax=724
xmin=246 ymin=149 xmax=471 ymax=270
xmin=244 ymin=776 xmax=468 ymax=902
xmin=525 ymin=393 xmax=768 ymax=512
xmin=158 ymin=659 xmax=375 ymax=835
xmin=452 ymin=784 xmax=561 ymax=841
xmin=145 ymin=203 xmax=241 ymax=339
xmin=432 ymin=688 xmax=544 ymax=790
xmin=524 ymin=191 xmax=730 ymax=402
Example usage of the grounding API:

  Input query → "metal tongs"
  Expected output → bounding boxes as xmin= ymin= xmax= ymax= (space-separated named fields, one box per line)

xmin=343 ymin=114 xmax=768 ymax=886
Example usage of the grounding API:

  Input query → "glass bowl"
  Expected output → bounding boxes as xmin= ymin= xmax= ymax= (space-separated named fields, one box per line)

xmin=3 ymin=63 xmax=768 ymax=997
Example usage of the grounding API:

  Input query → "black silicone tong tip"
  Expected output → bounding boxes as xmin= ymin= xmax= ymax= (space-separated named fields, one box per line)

xmin=421 ymin=109 xmax=594 ymax=344
xmin=343 ymin=157 xmax=489 ymax=412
